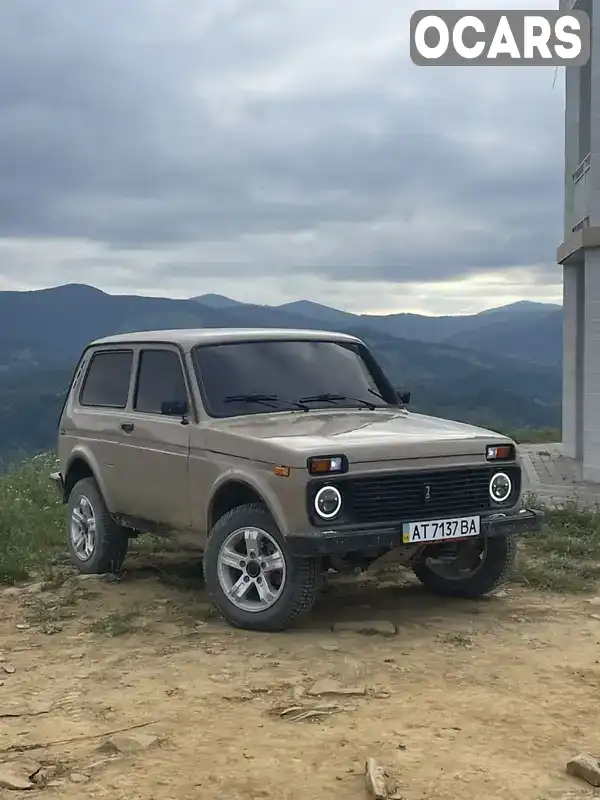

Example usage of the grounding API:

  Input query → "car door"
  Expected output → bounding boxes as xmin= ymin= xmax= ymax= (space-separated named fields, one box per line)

xmin=119 ymin=345 xmax=192 ymax=529
xmin=70 ymin=347 xmax=136 ymax=514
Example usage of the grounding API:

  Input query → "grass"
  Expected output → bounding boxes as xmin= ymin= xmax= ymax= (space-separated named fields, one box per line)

xmin=515 ymin=494 xmax=600 ymax=593
xmin=0 ymin=452 xmax=64 ymax=584
xmin=89 ymin=609 xmax=142 ymax=636
xmin=440 ymin=631 xmax=475 ymax=648
xmin=1 ymin=449 xmax=600 ymax=597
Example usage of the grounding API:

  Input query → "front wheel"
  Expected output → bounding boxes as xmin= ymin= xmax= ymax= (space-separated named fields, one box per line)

xmin=203 ymin=503 xmax=321 ymax=632
xmin=412 ymin=535 xmax=517 ymax=598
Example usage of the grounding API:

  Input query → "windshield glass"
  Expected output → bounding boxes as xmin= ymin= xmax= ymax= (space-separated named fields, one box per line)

xmin=192 ymin=339 xmax=392 ymax=418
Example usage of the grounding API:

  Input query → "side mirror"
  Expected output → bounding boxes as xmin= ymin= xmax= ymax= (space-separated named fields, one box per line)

xmin=161 ymin=399 xmax=188 ymax=417
xmin=396 ymin=390 xmax=411 ymax=406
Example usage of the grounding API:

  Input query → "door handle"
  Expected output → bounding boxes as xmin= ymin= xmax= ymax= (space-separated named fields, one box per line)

xmin=120 ymin=422 xmax=135 ymax=433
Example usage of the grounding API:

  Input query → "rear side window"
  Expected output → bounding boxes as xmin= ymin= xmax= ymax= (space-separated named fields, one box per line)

xmin=134 ymin=349 xmax=188 ymax=414
xmin=79 ymin=350 xmax=133 ymax=408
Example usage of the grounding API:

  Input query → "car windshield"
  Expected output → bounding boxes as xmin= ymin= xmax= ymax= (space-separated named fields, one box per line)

xmin=192 ymin=339 xmax=392 ymax=418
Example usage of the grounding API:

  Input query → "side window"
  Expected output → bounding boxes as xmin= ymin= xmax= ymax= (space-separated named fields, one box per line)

xmin=134 ymin=349 xmax=188 ymax=415
xmin=80 ymin=350 xmax=133 ymax=409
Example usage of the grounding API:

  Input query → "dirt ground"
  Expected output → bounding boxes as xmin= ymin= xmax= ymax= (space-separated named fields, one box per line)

xmin=1 ymin=548 xmax=600 ymax=800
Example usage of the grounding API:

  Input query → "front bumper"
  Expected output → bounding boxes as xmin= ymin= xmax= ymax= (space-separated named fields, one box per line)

xmin=50 ymin=471 xmax=66 ymax=502
xmin=286 ymin=508 xmax=544 ymax=557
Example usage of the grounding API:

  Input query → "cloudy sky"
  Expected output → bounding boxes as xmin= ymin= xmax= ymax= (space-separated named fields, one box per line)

xmin=0 ymin=0 xmax=565 ymax=314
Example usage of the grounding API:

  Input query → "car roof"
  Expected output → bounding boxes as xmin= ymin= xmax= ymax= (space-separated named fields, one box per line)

xmin=89 ymin=328 xmax=362 ymax=351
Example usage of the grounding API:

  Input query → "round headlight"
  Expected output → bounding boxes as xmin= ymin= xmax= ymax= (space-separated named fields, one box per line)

xmin=314 ymin=486 xmax=342 ymax=519
xmin=489 ymin=472 xmax=512 ymax=503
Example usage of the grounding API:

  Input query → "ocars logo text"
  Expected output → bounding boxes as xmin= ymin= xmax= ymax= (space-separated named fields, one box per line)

xmin=410 ymin=10 xmax=590 ymax=66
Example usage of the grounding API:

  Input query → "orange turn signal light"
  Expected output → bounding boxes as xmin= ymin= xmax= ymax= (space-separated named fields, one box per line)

xmin=486 ymin=444 xmax=515 ymax=461
xmin=310 ymin=458 xmax=334 ymax=473
xmin=274 ymin=465 xmax=291 ymax=477
xmin=307 ymin=455 xmax=347 ymax=475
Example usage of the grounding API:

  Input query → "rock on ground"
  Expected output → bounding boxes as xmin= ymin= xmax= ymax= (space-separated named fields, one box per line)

xmin=0 ymin=701 xmax=52 ymax=718
xmin=69 ymin=772 xmax=90 ymax=783
xmin=97 ymin=732 xmax=160 ymax=755
xmin=365 ymin=757 xmax=388 ymax=799
xmin=566 ymin=753 xmax=600 ymax=787
xmin=0 ymin=769 xmax=33 ymax=791
xmin=0 ymin=758 xmax=41 ymax=791
xmin=307 ymin=679 xmax=366 ymax=697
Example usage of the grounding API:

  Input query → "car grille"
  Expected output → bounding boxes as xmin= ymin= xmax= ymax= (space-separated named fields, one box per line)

xmin=346 ymin=465 xmax=520 ymax=524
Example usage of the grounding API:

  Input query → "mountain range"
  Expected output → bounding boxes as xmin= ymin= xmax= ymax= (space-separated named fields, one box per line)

xmin=0 ymin=283 xmax=563 ymax=461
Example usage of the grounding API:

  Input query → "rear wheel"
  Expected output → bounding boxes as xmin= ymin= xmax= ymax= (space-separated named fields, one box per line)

xmin=66 ymin=477 xmax=129 ymax=574
xmin=203 ymin=503 xmax=321 ymax=631
xmin=412 ymin=535 xmax=517 ymax=598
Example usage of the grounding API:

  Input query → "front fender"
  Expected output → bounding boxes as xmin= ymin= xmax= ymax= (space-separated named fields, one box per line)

xmin=209 ymin=466 xmax=290 ymax=535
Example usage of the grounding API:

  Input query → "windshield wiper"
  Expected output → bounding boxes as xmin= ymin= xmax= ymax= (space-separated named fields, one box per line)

xmin=368 ymin=388 xmax=386 ymax=402
xmin=299 ymin=393 xmax=376 ymax=410
xmin=368 ymin=386 xmax=408 ymax=408
xmin=224 ymin=394 xmax=310 ymax=411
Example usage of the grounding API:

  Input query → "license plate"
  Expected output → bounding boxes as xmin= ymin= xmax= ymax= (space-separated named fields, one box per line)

xmin=402 ymin=515 xmax=480 ymax=544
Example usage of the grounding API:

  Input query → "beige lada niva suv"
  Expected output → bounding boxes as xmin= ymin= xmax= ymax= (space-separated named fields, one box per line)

xmin=51 ymin=328 xmax=543 ymax=631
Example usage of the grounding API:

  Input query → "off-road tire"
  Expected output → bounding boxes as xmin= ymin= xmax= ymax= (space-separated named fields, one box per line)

xmin=412 ymin=534 xmax=517 ymax=598
xmin=203 ymin=503 xmax=321 ymax=632
xmin=66 ymin=477 xmax=129 ymax=574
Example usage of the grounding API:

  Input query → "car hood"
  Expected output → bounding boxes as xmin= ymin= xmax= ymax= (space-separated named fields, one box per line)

xmin=202 ymin=409 xmax=511 ymax=467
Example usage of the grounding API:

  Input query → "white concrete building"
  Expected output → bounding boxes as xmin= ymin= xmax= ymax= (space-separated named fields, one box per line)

xmin=558 ymin=0 xmax=600 ymax=480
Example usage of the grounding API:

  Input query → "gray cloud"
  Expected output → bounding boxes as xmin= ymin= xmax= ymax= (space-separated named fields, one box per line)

xmin=0 ymin=0 xmax=564 ymax=304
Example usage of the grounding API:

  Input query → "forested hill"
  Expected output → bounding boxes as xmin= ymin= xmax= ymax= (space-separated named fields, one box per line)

xmin=0 ymin=284 xmax=562 ymax=460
